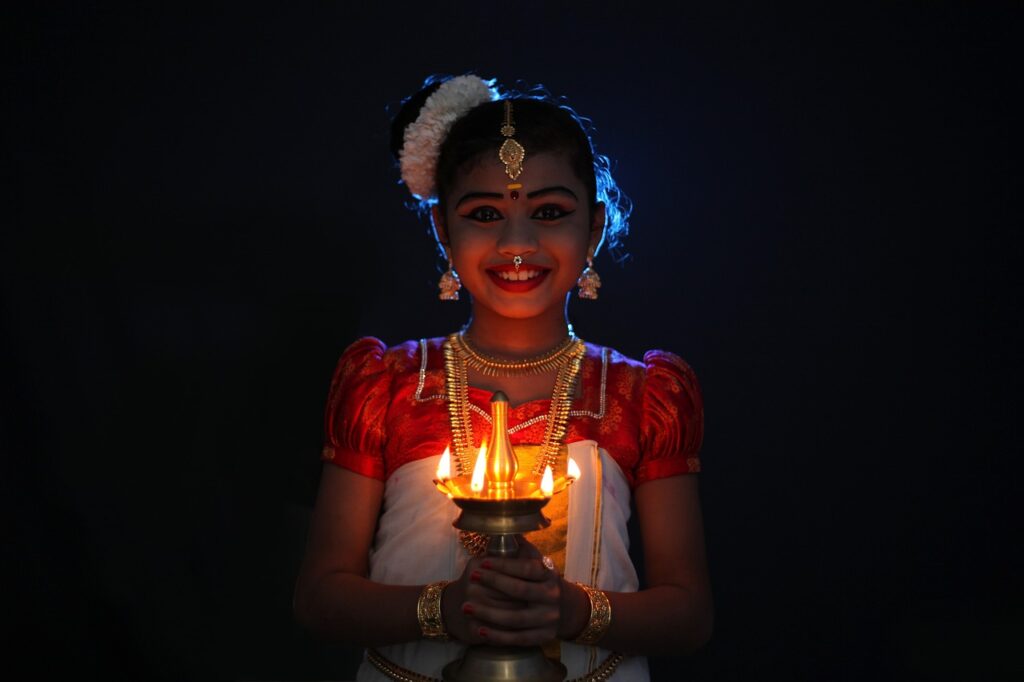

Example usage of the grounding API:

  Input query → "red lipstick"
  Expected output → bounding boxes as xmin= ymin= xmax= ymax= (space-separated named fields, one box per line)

xmin=486 ymin=265 xmax=550 ymax=293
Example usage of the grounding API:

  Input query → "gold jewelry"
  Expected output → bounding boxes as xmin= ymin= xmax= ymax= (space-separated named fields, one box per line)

xmin=453 ymin=331 xmax=580 ymax=377
xmin=438 ymin=252 xmax=461 ymax=301
xmin=577 ymin=255 xmax=601 ymax=300
xmin=443 ymin=332 xmax=584 ymax=555
xmin=416 ymin=580 xmax=451 ymax=640
xmin=573 ymin=582 xmax=612 ymax=646
xmin=498 ymin=100 xmax=525 ymax=181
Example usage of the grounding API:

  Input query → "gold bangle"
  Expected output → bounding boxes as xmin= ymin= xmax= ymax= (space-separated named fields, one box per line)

xmin=573 ymin=582 xmax=612 ymax=646
xmin=416 ymin=580 xmax=451 ymax=641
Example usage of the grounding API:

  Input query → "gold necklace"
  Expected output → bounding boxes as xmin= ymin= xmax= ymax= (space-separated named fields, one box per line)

xmin=444 ymin=332 xmax=585 ymax=555
xmin=454 ymin=330 xmax=579 ymax=377
xmin=444 ymin=332 xmax=584 ymax=473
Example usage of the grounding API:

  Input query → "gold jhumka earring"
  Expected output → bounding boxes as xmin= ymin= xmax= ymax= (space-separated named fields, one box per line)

xmin=438 ymin=249 xmax=461 ymax=301
xmin=577 ymin=253 xmax=601 ymax=299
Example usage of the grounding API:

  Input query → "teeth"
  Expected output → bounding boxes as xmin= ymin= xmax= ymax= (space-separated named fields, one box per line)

xmin=497 ymin=269 xmax=542 ymax=281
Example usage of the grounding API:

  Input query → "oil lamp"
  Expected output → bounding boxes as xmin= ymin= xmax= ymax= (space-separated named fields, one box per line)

xmin=432 ymin=391 xmax=579 ymax=681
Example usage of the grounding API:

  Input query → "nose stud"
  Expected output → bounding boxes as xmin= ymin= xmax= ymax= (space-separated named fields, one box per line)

xmin=512 ymin=255 xmax=522 ymax=273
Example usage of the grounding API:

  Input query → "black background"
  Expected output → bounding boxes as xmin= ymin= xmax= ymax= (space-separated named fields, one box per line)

xmin=4 ymin=3 xmax=1021 ymax=680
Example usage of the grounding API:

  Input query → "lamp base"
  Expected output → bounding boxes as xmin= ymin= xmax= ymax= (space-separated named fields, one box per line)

xmin=442 ymin=644 xmax=566 ymax=682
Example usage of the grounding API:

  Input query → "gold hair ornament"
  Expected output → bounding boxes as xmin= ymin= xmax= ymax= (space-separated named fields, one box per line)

xmin=498 ymin=100 xmax=526 ymax=181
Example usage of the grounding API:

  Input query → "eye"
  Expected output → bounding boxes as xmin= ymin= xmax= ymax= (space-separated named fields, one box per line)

xmin=532 ymin=204 xmax=573 ymax=221
xmin=464 ymin=206 xmax=503 ymax=223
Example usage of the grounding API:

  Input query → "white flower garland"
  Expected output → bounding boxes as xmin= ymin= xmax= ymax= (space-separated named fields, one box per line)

xmin=399 ymin=75 xmax=498 ymax=201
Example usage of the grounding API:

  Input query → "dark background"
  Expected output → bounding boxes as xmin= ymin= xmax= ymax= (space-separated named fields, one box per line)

xmin=4 ymin=3 xmax=1021 ymax=680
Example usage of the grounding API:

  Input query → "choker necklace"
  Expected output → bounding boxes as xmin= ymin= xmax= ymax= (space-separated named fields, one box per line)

xmin=454 ymin=330 xmax=580 ymax=377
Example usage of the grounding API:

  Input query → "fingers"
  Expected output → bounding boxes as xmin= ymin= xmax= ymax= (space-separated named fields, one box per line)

xmin=468 ymin=601 xmax=559 ymax=631
xmin=459 ymin=602 xmax=560 ymax=647
xmin=480 ymin=556 xmax=554 ymax=583
xmin=472 ymin=563 xmax=560 ymax=604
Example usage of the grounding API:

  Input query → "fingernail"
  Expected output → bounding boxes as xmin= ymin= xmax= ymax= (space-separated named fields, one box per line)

xmin=481 ymin=559 xmax=492 ymax=569
xmin=470 ymin=570 xmax=481 ymax=582
xmin=462 ymin=603 xmax=474 ymax=615
xmin=478 ymin=626 xmax=489 ymax=638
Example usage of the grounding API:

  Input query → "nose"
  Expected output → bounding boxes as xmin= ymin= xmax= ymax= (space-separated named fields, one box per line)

xmin=496 ymin=211 xmax=539 ymax=258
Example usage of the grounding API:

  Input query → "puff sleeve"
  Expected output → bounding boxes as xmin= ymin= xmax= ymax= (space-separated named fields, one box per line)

xmin=635 ymin=350 xmax=705 ymax=486
xmin=320 ymin=337 xmax=391 ymax=480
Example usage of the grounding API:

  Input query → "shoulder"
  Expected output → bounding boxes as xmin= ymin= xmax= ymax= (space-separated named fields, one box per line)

xmin=642 ymin=350 xmax=701 ymax=395
xmin=583 ymin=341 xmax=699 ymax=389
xmin=326 ymin=338 xmax=425 ymax=402
xmin=335 ymin=336 xmax=434 ymax=374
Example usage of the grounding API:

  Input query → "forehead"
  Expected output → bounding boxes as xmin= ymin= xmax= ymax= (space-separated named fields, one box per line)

xmin=448 ymin=151 xmax=584 ymax=195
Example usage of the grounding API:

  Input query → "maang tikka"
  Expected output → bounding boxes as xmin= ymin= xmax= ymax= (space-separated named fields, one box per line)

xmin=499 ymin=100 xmax=526 ymax=185
xmin=438 ymin=249 xmax=461 ymax=301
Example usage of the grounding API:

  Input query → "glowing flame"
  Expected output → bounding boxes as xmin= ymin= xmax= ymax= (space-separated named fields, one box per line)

xmin=436 ymin=446 xmax=451 ymax=480
xmin=541 ymin=465 xmax=554 ymax=497
xmin=470 ymin=444 xmax=487 ymax=494
xmin=567 ymin=457 xmax=581 ymax=482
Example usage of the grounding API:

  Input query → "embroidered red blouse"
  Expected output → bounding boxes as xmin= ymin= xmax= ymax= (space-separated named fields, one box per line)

xmin=321 ymin=337 xmax=704 ymax=488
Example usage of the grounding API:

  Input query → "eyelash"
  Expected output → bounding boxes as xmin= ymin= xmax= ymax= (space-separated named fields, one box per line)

xmin=464 ymin=205 xmax=573 ymax=223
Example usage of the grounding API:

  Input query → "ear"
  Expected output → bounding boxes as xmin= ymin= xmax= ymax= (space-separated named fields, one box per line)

xmin=430 ymin=204 xmax=451 ymax=259
xmin=589 ymin=201 xmax=607 ymax=256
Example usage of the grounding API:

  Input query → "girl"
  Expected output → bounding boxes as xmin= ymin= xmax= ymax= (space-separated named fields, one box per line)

xmin=294 ymin=74 xmax=713 ymax=681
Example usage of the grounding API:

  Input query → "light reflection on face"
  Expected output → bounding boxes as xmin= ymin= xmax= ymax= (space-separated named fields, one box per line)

xmin=439 ymin=152 xmax=603 ymax=321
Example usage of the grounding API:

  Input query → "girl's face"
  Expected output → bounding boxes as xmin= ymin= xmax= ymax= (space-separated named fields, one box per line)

xmin=435 ymin=152 xmax=604 ymax=321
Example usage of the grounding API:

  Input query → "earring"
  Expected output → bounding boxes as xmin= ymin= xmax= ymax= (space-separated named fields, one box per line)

xmin=438 ymin=252 xmax=461 ymax=301
xmin=577 ymin=255 xmax=601 ymax=300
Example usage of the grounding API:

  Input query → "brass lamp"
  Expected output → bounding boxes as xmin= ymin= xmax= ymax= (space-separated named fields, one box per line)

xmin=433 ymin=391 xmax=575 ymax=682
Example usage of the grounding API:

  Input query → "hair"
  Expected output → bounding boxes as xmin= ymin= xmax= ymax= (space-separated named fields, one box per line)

xmin=389 ymin=75 xmax=631 ymax=260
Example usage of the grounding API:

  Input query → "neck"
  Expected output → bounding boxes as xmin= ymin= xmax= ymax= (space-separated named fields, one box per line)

xmin=463 ymin=299 xmax=573 ymax=360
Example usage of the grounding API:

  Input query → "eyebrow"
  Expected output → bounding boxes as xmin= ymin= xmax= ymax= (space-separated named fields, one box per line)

xmin=455 ymin=191 xmax=503 ymax=208
xmin=527 ymin=186 xmax=578 ymax=201
xmin=455 ymin=186 xmax=579 ymax=208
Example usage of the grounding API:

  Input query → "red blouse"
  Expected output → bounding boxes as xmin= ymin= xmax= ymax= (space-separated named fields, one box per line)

xmin=321 ymin=337 xmax=704 ymax=488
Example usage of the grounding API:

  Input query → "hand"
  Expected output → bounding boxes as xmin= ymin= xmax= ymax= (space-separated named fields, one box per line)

xmin=443 ymin=538 xmax=585 ymax=646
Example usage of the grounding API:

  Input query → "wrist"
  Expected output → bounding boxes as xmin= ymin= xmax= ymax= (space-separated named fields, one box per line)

xmin=557 ymin=578 xmax=591 ymax=641
xmin=572 ymin=582 xmax=612 ymax=646
xmin=417 ymin=580 xmax=451 ymax=641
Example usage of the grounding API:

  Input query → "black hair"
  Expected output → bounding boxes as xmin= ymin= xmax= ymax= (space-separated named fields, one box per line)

xmin=390 ymin=75 xmax=631 ymax=259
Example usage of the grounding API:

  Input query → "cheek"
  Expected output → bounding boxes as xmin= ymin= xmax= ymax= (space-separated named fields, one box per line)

xmin=448 ymin=233 xmax=490 ymax=271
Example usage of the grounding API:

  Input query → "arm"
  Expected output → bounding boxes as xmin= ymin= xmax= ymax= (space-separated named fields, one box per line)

xmin=293 ymin=463 xmax=423 ymax=646
xmin=467 ymin=474 xmax=713 ymax=655
xmin=599 ymin=473 xmax=714 ymax=655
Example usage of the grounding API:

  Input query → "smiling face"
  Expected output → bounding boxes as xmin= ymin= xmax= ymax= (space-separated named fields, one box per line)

xmin=434 ymin=151 xmax=605 ymax=322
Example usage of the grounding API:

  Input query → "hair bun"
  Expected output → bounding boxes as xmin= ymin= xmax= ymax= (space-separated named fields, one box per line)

xmin=392 ymin=75 xmax=498 ymax=200
xmin=388 ymin=76 xmax=451 ymax=161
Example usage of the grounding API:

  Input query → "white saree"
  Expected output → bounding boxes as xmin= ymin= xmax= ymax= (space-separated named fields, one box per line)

xmin=356 ymin=439 xmax=649 ymax=681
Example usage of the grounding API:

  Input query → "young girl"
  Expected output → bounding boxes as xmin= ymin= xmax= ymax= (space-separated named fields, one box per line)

xmin=294 ymin=75 xmax=713 ymax=681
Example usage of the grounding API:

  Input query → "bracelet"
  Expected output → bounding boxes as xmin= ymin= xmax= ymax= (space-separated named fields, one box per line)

xmin=416 ymin=580 xmax=451 ymax=641
xmin=573 ymin=582 xmax=612 ymax=646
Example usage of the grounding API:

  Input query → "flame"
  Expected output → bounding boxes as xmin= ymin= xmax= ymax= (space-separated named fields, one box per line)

xmin=541 ymin=465 xmax=554 ymax=497
xmin=436 ymin=446 xmax=451 ymax=480
xmin=567 ymin=457 xmax=581 ymax=482
xmin=470 ymin=444 xmax=487 ymax=494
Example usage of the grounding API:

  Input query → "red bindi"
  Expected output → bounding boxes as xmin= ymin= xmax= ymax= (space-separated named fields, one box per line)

xmin=510 ymin=190 xmax=520 ymax=200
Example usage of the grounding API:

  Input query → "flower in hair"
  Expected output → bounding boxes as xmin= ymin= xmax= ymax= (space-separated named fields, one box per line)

xmin=399 ymin=75 xmax=498 ymax=201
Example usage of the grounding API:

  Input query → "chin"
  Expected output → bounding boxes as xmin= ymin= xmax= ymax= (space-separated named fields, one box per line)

xmin=477 ymin=292 xmax=572 ymax=321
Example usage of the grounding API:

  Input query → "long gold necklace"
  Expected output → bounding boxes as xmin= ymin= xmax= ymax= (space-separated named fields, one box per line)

xmin=444 ymin=333 xmax=584 ymax=555
xmin=444 ymin=332 xmax=584 ymax=474
xmin=454 ymin=330 xmax=579 ymax=377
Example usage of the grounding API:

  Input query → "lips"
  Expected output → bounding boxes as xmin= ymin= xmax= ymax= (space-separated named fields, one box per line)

xmin=486 ymin=264 xmax=551 ymax=292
